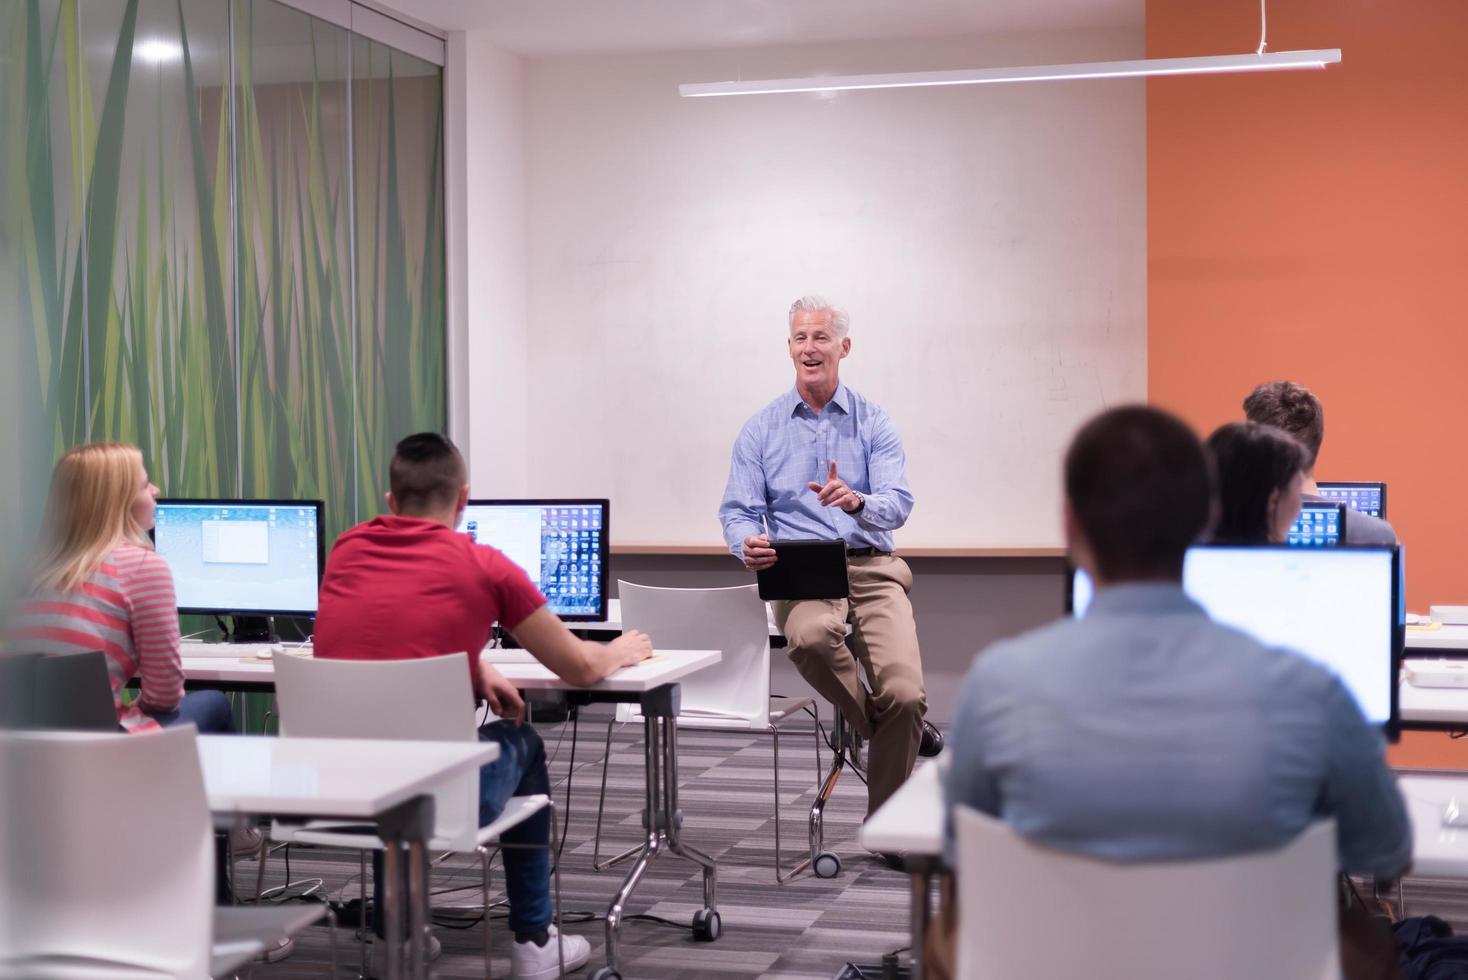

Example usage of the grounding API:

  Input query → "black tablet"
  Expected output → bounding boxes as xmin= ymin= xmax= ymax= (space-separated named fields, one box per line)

xmin=756 ymin=538 xmax=850 ymax=601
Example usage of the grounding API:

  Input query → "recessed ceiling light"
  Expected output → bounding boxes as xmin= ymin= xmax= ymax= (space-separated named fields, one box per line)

xmin=135 ymin=39 xmax=183 ymax=64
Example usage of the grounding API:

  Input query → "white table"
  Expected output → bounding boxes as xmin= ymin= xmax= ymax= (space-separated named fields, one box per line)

xmin=1406 ymin=624 xmax=1468 ymax=653
xmin=179 ymin=650 xmax=725 ymax=978
xmin=859 ymin=762 xmax=944 ymax=980
xmin=197 ymin=735 xmax=497 ymax=980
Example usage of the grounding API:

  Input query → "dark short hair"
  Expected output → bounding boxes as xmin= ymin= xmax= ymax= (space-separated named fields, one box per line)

xmin=1206 ymin=421 xmax=1309 ymax=544
xmin=1242 ymin=381 xmax=1323 ymax=469
xmin=1064 ymin=406 xmax=1214 ymax=581
xmin=389 ymin=432 xmax=466 ymax=515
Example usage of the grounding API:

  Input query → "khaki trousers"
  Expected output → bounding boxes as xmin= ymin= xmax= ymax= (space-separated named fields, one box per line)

xmin=773 ymin=555 xmax=926 ymax=816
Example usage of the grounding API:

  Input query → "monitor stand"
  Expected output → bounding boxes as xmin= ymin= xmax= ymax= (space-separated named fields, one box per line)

xmin=226 ymin=616 xmax=274 ymax=643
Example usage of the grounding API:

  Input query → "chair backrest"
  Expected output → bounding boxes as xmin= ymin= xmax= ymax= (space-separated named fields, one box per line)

xmin=0 ymin=653 xmax=42 ymax=728
xmin=953 ymin=805 xmax=1340 ymax=980
xmin=272 ymin=653 xmax=480 ymax=848
xmin=0 ymin=726 xmax=214 ymax=978
xmin=36 ymin=650 xmax=120 ymax=731
xmin=0 ymin=650 xmax=118 ymax=732
xmin=617 ymin=581 xmax=771 ymax=725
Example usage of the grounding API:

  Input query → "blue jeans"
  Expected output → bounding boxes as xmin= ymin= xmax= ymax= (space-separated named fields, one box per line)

xmin=373 ymin=721 xmax=553 ymax=939
xmin=145 ymin=690 xmax=236 ymax=733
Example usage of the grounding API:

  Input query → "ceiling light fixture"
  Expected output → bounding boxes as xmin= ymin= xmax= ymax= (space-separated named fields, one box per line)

xmin=679 ymin=49 xmax=1340 ymax=98
xmin=135 ymin=39 xmax=183 ymax=64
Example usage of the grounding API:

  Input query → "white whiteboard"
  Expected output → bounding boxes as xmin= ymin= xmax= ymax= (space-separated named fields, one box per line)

xmin=517 ymin=32 xmax=1146 ymax=549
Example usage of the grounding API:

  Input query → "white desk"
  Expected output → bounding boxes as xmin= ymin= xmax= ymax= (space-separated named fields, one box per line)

xmin=180 ymin=650 xmax=724 ymax=977
xmin=197 ymin=735 xmax=496 ymax=980
xmin=860 ymin=762 xmax=1468 ymax=980
xmin=568 ymin=598 xmax=782 ymax=639
xmin=1406 ymin=625 xmax=1468 ymax=653
xmin=859 ymin=762 xmax=944 ymax=980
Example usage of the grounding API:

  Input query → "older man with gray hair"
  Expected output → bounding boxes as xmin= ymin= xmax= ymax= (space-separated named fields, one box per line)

xmin=718 ymin=296 xmax=939 ymax=833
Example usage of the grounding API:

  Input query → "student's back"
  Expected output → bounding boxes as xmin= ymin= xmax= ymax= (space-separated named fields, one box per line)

xmin=950 ymin=582 xmax=1410 ymax=877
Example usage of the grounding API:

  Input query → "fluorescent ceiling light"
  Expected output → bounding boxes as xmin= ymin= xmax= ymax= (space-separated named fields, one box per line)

xmin=135 ymin=39 xmax=183 ymax=64
xmin=679 ymin=49 xmax=1342 ymax=98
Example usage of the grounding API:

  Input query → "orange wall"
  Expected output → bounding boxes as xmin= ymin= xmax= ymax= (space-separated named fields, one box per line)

xmin=1147 ymin=0 xmax=1468 ymax=765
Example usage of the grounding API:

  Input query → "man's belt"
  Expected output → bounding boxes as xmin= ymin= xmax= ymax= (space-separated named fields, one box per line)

xmin=845 ymin=547 xmax=891 ymax=558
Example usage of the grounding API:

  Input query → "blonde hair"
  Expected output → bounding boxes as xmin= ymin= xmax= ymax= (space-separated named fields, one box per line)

xmin=32 ymin=443 xmax=151 ymax=594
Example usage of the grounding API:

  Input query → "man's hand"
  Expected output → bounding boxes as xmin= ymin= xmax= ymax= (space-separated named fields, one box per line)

xmin=477 ymin=661 xmax=526 ymax=726
xmin=808 ymin=460 xmax=863 ymax=513
xmin=742 ymin=534 xmax=777 ymax=571
xmin=609 ymin=629 xmax=654 ymax=668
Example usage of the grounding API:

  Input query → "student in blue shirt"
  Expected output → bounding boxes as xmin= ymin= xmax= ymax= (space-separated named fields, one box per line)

xmin=944 ymin=406 xmax=1410 ymax=875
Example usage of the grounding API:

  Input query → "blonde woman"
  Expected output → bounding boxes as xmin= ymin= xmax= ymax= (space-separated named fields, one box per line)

xmin=10 ymin=443 xmax=233 ymax=733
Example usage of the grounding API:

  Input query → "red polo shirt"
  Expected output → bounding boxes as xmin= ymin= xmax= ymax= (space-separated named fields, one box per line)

xmin=313 ymin=515 xmax=546 ymax=695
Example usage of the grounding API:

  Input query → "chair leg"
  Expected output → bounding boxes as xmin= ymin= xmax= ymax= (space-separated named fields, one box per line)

xmin=774 ymin=722 xmax=815 ymax=884
xmin=360 ymin=850 xmax=370 ymax=980
xmin=253 ymin=837 xmax=269 ymax=902
xmin=551 ymin=801 xmax=566 ymax=979
xmin=323 ymin=903 xmax=340 ymax=980
xmin=479 ymin=845 xmax=494 ymax=978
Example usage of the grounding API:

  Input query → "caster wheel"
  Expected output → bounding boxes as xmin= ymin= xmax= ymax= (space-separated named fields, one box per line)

xmin=692 ymin=907 xmax=722 ymax=942
xmin=813 ymin=851 xmax=842 ymax=878
xmin=590 ymin=968 xmax=622 ymax=980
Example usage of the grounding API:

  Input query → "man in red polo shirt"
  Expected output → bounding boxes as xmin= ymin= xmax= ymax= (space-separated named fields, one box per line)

xmin=315 ymin=432 xmax=651 ymax=979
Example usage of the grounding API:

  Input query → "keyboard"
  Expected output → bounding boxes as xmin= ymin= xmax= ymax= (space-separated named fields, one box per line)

xmin=180 ymin=640 xmax=307 ymax=659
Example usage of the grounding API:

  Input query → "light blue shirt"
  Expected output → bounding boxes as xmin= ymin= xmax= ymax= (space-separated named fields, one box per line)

xmin=718 ymin=384 xmax=914 ymax=559
xmin=943 ymin=583 xmax=1412 ymax=878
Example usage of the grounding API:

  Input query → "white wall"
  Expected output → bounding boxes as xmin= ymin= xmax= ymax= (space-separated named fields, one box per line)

xmin=446 ymin=31 xmax=532 ymax=495
xmin=518 ymin=29 xmax=1146 ymax=549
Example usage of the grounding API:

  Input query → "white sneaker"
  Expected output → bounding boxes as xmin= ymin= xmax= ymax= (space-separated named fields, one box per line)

xmin=368 ymin=931 xmax=442 ymax=978
xmin=228 ymin=825 xmax=264 ymax=859
xmin=511 ymin=925 xmax=591 ymax=979
xmin=255 ymin=937 xmax=294 ymax=963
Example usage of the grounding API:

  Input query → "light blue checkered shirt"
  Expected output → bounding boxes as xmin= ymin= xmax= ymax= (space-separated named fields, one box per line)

xmin=943 ymin=583 xmax=1412 ymax=879
xmin=718 ymin=384 xmax=914 ymax=559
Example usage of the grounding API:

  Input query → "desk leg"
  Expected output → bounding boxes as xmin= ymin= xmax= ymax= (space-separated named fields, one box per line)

xmin=660 ymin=717 xmax=718 ymax=908
xmin=598 ymin=688 xmax=722 ymax=979
xmin=382 ymin=843 xmax=405 ymax=980
xmin=376 ymin=794 xmax=435 ymax=980
xmin=909 ymin=868 xmax=931 ymax=980
xmin=603 ymin=712 xmax=664 ymax=973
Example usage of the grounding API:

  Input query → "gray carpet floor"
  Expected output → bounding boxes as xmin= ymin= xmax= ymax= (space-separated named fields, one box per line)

xmin=238 ymin=705 xmax=915 ymax=979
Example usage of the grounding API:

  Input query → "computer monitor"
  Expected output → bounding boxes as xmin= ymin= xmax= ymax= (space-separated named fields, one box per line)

xmin=1067 ymin=545 xmax=1401 ymax=734
xmin=456 ymin=499 xmax=609 ymax=622
xmin=1287 ymin=502 xmax=1344 ymax=547
xmin=1314 ymin=481 xmax=1388 ymax=520
xmin=152 ymin=499 xmax=325 ymax=620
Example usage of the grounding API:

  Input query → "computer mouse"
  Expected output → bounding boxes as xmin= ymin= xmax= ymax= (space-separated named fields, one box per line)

xmin=264 ymin=643 xmax=286 ymax=659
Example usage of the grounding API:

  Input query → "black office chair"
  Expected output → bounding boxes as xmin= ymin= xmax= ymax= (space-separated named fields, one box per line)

xmin=1 ymin=649 xmax=120 ymax=731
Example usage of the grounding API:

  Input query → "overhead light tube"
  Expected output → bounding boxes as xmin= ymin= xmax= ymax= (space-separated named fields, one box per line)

xmin=679 ymin=49 xmax=1341 ymax=98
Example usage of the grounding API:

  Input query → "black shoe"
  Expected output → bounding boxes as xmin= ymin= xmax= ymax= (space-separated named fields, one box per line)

xmin=918 ymin=720 xmax=944 ymax=758
xmin=873 ymin=851 xmax=907 ymax=872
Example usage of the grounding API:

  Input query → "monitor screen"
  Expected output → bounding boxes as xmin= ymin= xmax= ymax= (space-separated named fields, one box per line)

xmin=1315 ymin=481 xmax=1387 ymax=520
xmin=152 ymin=500 xmax=324 ymax=616
xmin=457 ymin=499 xmax=609 ymax=622
xmin=1287 ymin=502 xmax=1343 ymax=547
xmin=1068 ymin=546 xmax=1400 ymax=730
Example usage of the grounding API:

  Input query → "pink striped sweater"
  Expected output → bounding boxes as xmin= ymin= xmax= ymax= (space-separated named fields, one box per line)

xmin=11 ymin=544 xmax=184 ymax=732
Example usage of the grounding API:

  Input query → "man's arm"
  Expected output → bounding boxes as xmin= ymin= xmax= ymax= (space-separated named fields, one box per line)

xmin=1318 ymin=677 xmax=1413 ymax=878
xmin=854 ymin=410 xmax=914 ymax=532
xmin=718 ymin=419 xmax=769 ymax=561
xmin=506 ymin=606 xmax=653 ymax=687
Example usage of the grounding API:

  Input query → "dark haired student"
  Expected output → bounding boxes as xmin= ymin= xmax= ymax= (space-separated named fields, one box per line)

xmin=314 ymin=432 xmax=652 ymax=979
xmin=1206 ymin=420 xmax=1309 ymax=544
xmin=1244 ymin=380 xmax=1397 ymax=545
xmin=936 ymin=406 xmax=1410 ymax=976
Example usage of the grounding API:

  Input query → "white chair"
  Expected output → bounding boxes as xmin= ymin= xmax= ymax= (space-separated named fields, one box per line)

xmin=591 ymin=582 xmax=822 ymax=882
xmin=0 ymin=726 xmax=328 ymax=979
xmin=264 ymin=652 xmax=559 ymax=979
xmin=953 ymin=805 xmax=1341 ymax=980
